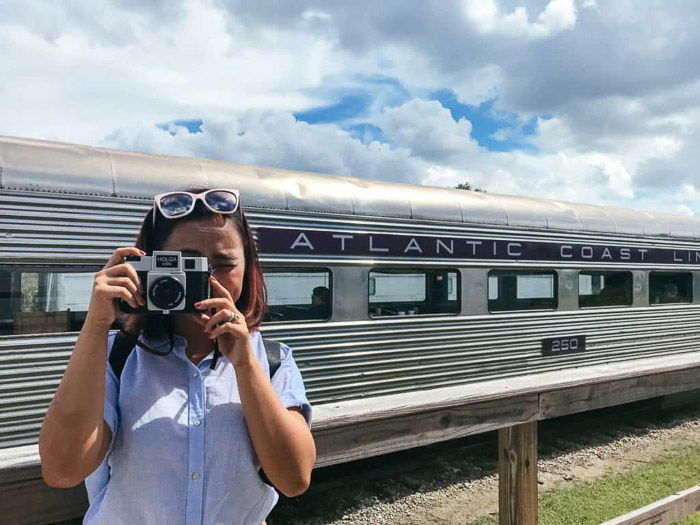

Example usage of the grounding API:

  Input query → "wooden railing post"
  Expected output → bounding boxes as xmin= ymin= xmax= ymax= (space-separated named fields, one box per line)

xmin=499 ymin=421 xmax=538 ymax=525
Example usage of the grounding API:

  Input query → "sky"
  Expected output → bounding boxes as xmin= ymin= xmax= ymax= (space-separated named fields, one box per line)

xmin=1 ymin=0 xmax=698 ymax=216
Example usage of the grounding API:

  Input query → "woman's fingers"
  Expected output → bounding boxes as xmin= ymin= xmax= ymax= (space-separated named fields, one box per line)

xmin=106 ymin=276 xmax=139 ymax=297
xmin=192 ymin=312 xmax=210 ymax=330
xmin=206 ymin=320 xmax=248 ymax=340
xmin=194 ymin=297 xmax=237 ymax=311
xmin=98 ymin=267 xmax=144 ymax=309
xmin=105 ymin=263 xmax=144 ymax=295
xmin=203 ymin=309 xmax=240 ymax=334
xmin=114 ymin=280 xmax=144 ymax=306
xmin=103 ymin=284 xmax=140 ymax=309
xmin=104 ymin=247 xmax=145 ymax=270
xmin=194 ymin=278 xmax=247 ymax=338
xmin=209 ymin=277 xmax=233 ymax=301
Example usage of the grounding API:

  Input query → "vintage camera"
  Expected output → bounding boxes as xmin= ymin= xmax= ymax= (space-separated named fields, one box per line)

xmin=119 ymin=251 xmax=210 ymax=314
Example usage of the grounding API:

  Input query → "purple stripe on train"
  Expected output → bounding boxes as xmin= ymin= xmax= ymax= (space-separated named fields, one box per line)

xmin=256 ymin=227 xmax=700 ymax=265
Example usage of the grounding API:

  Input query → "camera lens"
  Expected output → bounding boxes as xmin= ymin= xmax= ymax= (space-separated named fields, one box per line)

xmin=149 ymin=276 xmax=185 ymax=310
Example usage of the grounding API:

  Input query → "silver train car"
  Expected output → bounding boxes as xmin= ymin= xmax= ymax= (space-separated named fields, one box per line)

xmin=1 ymin=135 xmax=699 ymax=450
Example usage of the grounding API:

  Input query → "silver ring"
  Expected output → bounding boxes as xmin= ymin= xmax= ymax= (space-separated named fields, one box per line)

xmin=228 ymin=311 xmax=239 ymax=323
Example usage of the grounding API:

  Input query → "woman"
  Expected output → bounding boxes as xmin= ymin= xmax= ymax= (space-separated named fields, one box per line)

xmin=39 ymin=187 xmax=316 ymax=525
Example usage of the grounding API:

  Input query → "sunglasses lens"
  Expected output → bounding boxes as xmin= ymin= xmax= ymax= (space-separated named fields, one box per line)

xmin=159 ymin=193 xmax=194 ymax=217
xmin=204 ymin=190 xmax=238 ymax=213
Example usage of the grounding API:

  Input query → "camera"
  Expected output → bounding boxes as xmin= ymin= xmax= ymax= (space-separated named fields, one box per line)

xmin=119 ymin=251 xmax=210 ymax=314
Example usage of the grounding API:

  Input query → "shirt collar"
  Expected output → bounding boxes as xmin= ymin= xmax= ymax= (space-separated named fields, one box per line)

xmin=138 ymin=330 xmax=216 ymax=368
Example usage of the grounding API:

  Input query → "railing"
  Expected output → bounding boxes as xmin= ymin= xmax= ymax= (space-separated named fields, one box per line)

xmin=599 ymin=485 xmax=700 ymax=525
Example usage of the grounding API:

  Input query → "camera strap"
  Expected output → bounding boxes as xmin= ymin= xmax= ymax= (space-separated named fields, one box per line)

xmin=108 ymin=330 xmax=282 ymax=380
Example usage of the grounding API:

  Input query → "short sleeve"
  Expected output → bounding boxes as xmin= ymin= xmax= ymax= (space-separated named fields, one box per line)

xmin=271 ymin=343 xmax=313 ymax=428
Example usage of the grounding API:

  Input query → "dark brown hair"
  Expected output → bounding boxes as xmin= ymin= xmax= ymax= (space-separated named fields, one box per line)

xmin=132 ymin=186 xmax=267 ymax=337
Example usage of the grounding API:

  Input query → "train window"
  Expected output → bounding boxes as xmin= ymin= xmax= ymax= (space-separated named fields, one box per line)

xmin=0 ymin=269 xmax=95 ymax=335
xmin=579 ymin=271 xmax=633 ymax=307
xmin=368 ymin=269 xmax=459 ymax=317
xmin=263 ymin=269 xmax=331 ymax=322
xmin=649 ymin=272 xmax=693 ymax=304
xmin=488 ymin=270 xmax=557 ymax=311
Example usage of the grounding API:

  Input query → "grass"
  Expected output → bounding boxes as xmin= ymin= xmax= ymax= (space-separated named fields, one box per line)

xmin=679 ymin=513 xmax=700 ymax=524
xmin=471 ymin=442 xmax=700 ymax=525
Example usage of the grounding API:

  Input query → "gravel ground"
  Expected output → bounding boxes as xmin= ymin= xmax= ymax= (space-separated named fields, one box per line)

xmin=268 ymin=396 xmax=700 ymax=525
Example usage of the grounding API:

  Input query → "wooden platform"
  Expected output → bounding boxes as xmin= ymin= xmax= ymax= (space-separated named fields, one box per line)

xmin=0 ymin=445 xmax=87 ymax=525
xmin=312 ymin=352 xmax=700 ymax=466
xmin=2 ymin=352 xmax=699 ymax=524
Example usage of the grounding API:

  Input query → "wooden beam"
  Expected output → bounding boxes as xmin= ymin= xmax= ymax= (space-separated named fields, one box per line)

xmin=539 ymin=368 xmax=700 ymax=419
xmin=0 ymin=445 xmax=43 ymax=485
xmin=0 ymin=445 xmax=88 ymax=525
xmin=314 ymin=394 xmax=538 ymax=467
xmin=598 ymin=485 xmax=700 ymax=525
xmin=498 ymin=421 xmax=538 ymax=525
xmin=314 ymin=353 xmax=700 ymax=431
xmin=0 ymin=477 xmax=87 ymax=525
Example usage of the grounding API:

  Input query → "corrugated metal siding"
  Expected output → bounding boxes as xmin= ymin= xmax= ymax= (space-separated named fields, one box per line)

xmin=0 ymin=192 xmax=147 ymax=264
xmin=1 ymin=307 xmax=698 ymax=448
xmin=0 ymin=189 xmax=699 ymax=449
xmin=0 ymin=334 xmax=74 ymax=448
xmin=265 ymin=306 xmax=700 ymax=403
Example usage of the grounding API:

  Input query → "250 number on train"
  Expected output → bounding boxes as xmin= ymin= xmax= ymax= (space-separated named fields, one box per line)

xmin=541 ymin=336 xmax=587 ymax=356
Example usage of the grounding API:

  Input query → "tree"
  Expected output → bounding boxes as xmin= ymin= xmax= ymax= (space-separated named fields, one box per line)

xmin=455 ymin=181 xmax=486 ymax=192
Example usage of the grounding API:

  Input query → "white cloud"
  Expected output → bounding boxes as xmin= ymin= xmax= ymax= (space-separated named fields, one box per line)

xmin=463 ymin=0 xmax=577 ymax=40
xmin=104 ymin=110 xmax=422 ymax=184
xmin=0 ymin=0 xmax=340 ymax=143
xmin=588 ymin=154 xmax=634 ymax=199
xmin=377 ymin=99 xmax=479 ymax=162
xmin=680 ymin=184 xmax=698 ymax=201
xmin=673 ymin=204 xmax=694 ymax=216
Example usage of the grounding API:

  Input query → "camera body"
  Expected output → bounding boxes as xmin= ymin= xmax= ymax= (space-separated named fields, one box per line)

xmin=119 ymin=251 xmax=210 ymax=314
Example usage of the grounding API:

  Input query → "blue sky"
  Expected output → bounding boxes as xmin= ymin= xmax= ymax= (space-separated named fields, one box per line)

xmin=292 ymin=83 xmax=543 ymax=152
xmin=162 ymin=90 xmax=543 ymax=153
xmin=158 ymin=119 xmax=204 ymax=135
xmin=429 ymin=90 xmax=543 ymax=153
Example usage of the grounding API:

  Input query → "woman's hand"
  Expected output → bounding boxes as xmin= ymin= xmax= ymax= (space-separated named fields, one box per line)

xmin=85 ymin=247 xmax=147 ymax=329
xmin=195 ymin=276 xmax=252 ymax=365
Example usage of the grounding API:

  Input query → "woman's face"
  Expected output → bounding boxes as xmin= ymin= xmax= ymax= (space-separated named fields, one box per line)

xmin=161 ymin=214 xmax=246 ymax=304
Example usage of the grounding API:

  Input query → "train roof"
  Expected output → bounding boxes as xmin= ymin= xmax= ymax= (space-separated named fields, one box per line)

xmin=0 ymin=135 xmax=698 ymax=240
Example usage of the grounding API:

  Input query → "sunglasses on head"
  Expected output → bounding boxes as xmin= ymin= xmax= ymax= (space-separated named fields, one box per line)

xmin=153 ymin=189 xmax=240 ymax=227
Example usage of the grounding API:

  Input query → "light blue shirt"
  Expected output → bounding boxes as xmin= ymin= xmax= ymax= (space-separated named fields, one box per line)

xmin=84 ymin=329 xmax=312 ymax=525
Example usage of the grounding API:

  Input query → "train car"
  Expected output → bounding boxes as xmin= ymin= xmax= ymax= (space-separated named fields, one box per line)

xmin=0 ymin=135 xmax=699 ymax=452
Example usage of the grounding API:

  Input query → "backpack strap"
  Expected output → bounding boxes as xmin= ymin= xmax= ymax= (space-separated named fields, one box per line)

xmin=108 ymin=330 xmax=138 ymax=380
xmin=109 ymin=330 xmax=282 ymax=380
xmin=262 ymin=338 xmax=282 ymax=378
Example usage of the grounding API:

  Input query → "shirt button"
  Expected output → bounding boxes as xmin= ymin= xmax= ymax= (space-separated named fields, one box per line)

xmin=193 ymin=418 xmax=201 ymax=427
xmin=192 ymin=472 xmax=200 ymax=480
xmin=192 ymin=372 xmax=199 ymax=378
